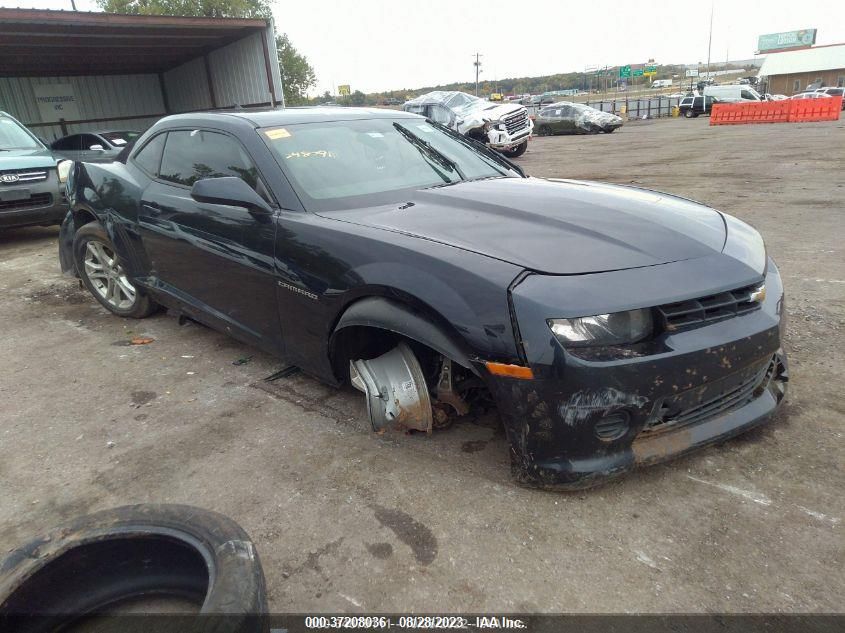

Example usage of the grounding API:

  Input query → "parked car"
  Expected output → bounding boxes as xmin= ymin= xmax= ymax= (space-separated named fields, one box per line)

xmin=403 ymin=91 xmax=532 ymax=157
xmin=51 ymin=130 xmax=141 ymax=163
xmin=0 ymin=110 xmax=71 ymax=229
xmin=678 ymin=95 xmax=716 ymax=118
xmin=703 ymin=85 xmax=763 ymax=103
xmin=58 ymin=107 xmax=787 ymax=489
xmin=790 ymin=92 xmax=833 ymax=100
xmin=812 ymin=87 xmax=845 ymax=109
xmin=534 ymin=102 xmax=623 ymax=135
xmin=763 ymin=93 xmax=788 ymax=101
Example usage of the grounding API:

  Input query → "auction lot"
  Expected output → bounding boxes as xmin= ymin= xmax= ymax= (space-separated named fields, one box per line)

xmin=1 ymin=116 xmax=842 ymax=612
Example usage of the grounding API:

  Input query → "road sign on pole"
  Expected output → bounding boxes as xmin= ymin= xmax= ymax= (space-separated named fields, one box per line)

xmin=633 ymin=68 xmax=644 ymax=77
xmin=619 ymin=65 xmax=631 ymax=78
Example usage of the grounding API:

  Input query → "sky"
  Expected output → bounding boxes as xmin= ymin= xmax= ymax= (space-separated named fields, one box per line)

xmin=10 ymin=0 xmax=845 ymax=95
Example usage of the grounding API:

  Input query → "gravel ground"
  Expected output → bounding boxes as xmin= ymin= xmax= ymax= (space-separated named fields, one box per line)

xmin=0 ymin=115 xmax=842 ymax=613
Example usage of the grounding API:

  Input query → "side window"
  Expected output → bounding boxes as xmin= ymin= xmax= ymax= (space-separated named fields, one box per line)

xmin=133 ymin=133 xmax=166 ymax=177
xmin=680 ymin=98 xmax=692 ymax=107
xmin=52 ymin=134 xmax=80 ymax=150
xmin=159 ymin=130 xmax=260 ymax=190
xmin=80 ymin=134 xmax=101 ymax=149
xmin=740 ymin=90 xmax=755 ymax=100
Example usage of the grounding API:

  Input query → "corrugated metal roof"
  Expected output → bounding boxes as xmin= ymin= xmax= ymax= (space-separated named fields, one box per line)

xmin=0 ymin=8 xmax=269 ymax=76
xmin=758 ymin=44 xmax=845 ymax=76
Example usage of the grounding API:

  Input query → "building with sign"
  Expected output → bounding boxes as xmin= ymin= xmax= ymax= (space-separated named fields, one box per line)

xmin=0 ymin=9 xmax=284 ymax=141
xmin=757 ymin=43 xmax=845 ymax=95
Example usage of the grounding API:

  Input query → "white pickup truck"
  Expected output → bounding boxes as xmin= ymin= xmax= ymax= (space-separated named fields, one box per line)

xmin=403 ymin=91 xmax=532 ymax=157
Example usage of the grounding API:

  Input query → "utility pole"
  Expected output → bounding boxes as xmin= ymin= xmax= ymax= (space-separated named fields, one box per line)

xmin=473 ymin=53 xmax=483 ymax=97
xmin=70 ymin=0 xmax=77 ymax=8
xmin=705 ymin=2 xmax=713 ymax=81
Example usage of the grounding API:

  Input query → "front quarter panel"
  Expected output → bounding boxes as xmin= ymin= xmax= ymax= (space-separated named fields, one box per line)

xmin=272 ymin=212 xmax=524 ymax=381
xmin=69 ymin=160 xmax=150 ymax=278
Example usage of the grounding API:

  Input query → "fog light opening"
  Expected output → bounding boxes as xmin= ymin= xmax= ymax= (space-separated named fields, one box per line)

xmin=594 ymin=410 xmax=631 ymax=442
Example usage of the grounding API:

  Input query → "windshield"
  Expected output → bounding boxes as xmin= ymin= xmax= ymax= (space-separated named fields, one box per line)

xmin=262 ymin=117 xmax=517 ymax=211
xmin=0 ymin=115 xmax=42 ymax=150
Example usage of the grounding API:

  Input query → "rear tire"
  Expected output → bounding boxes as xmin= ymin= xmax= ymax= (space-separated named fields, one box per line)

xmin=501 ymin=140 xmax=528 ymax=158
xmin=73 ymin=221 xmax=157 ymax=318
xmin=684 ymin=109 xmax=695 ymax=118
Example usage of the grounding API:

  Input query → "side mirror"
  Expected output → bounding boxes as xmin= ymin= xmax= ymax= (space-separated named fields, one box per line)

xmin=190 ymin=177 xmax=273 ymax=215
xmin=89 ymin=144 xmax=105 ymax=151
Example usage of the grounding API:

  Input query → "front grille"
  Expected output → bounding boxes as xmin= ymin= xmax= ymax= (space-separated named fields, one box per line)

xmin=0 ymin=169 xmax=49 ymax=183
xmin=504 ymin=109 xmax=530 ymax=135
xmin=657 ymin=282 xmax=762 ymax=331
xmin=0 ymin=193 xmax=52 ymax=211
xmin=642 ymin=357 xmax=774 ymax=434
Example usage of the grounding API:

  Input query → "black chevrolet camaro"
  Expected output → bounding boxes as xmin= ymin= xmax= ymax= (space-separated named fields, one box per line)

xmin=58 ymin=107 xmax=787 ymax=489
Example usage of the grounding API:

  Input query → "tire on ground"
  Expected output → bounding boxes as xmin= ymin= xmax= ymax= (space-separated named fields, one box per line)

xmin=502 ymin=140 xmax=528 ymax=158
xmin=0 ymin=504 xmax=267 ymax=632
xmin=73 ymin=220 xmax=157 ymax=318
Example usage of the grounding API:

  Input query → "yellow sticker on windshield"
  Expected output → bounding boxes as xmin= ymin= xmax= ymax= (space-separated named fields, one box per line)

xmin=265 ymin=128 xmax=291 ymax=140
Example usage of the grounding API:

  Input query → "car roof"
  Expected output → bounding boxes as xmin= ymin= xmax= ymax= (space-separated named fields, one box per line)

xmin=165 ymin=106 xmax=423 ymax=128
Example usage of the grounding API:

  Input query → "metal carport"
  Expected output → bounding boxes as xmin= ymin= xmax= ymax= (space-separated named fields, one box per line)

xmin=0 ymin=8 xmax=284 ymax=141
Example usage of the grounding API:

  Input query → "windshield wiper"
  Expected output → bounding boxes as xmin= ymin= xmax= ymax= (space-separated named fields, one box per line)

xmin=425 ymin=120 xmax=525 ymax=178
xmin=393 ymin=122 xmax=466 ymax=181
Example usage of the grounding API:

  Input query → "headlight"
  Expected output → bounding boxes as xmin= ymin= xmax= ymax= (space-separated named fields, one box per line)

xmin=57 ymin=160 xmax=73 ymax=183
xmin=548 ymin=308 xmax=653 ymax=348
xmin=483 ymin=120 xmax=506 ymax=132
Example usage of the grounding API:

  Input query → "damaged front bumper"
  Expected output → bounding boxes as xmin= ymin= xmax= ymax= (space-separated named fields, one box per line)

xmin=485 ymin=120 xmax=533 ymax=150
xmin=492 ymin=260 xmax=788 ymax=489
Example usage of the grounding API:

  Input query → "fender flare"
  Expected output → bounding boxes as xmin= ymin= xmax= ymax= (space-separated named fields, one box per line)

xmin=331 ymin=297 xmax=478 ymax=373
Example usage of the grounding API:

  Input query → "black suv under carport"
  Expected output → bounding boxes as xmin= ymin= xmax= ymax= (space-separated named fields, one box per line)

xmin=58 ymin=107 xmax=788 ymax=489
xmin=0 ymin=111 xmax=70 ymax=229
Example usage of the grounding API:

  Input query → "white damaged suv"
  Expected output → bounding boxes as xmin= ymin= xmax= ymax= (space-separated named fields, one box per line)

xmin=403 ymin=91 xmax=532 ymax=157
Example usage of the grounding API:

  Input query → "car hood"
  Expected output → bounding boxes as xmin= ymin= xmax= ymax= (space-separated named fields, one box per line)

xmin=0 ymin=147 xmax=58 ymax=170
xmin=324 ymin=177 xmax=728 ymax=275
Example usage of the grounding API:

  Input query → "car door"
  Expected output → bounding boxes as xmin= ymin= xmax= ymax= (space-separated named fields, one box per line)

xmin=51 ymin=134 xmax=86 ymax=162
xmin=136 ymin=128 xmax=281 ymax=348
xmin=72 ymin=133 xmax=108 ymax=162
xmin=556 ymin=106 xmax=578 ymax=133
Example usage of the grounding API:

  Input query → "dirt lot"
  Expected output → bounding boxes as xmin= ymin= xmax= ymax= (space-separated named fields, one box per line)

xmin=1 ymin=116 xmax=842 ymax=613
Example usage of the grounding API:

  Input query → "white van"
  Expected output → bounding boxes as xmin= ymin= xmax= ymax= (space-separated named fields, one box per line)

xmin=703 ymin=85 xmax=763 ymax=103
xmin=651 ymin=79 xmax=672 ymax=89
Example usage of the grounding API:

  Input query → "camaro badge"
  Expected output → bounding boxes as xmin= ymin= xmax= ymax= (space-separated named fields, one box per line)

xmin=277 ymin=280 xmax=318 ymax=301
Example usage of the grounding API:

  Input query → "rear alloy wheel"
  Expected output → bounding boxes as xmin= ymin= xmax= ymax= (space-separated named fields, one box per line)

xmin=501 ymin=140 xmax=528 ymax=158
xmin=74 ymin=221 xmax=156 ymax=318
